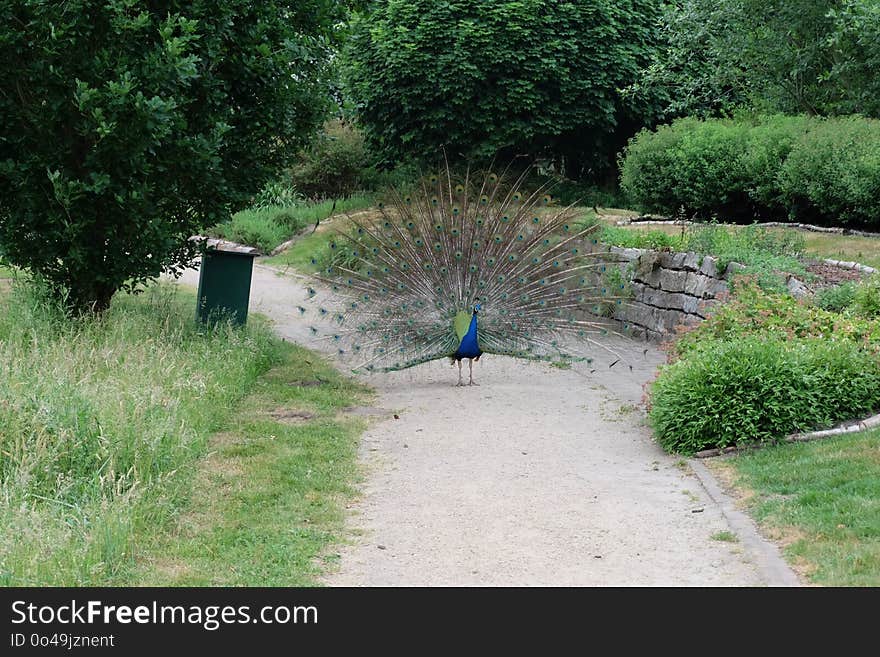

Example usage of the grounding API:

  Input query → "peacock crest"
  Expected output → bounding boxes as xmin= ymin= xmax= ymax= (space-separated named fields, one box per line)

xmin=301 ymin=163 xmax=629 ymax=377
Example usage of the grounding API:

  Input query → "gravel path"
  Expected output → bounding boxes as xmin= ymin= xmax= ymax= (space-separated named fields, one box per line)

xmin=176 ymin=263 xmax=798 ymax=586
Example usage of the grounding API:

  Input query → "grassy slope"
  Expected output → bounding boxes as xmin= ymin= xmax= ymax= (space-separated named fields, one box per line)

xmin=0 ymin=281 xmax=365 ymax=585
xmin=708 ymin=429 xmax=880 ymax=586
xmin=209 ymin=196 xmax=377 ymax=254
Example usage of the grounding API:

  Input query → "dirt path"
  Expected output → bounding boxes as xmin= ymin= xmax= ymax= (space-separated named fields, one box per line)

xmin=176 ymin=263 xmax=799 ymax=586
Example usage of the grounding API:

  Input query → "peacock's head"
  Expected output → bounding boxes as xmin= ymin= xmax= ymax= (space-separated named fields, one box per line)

xmin=473 ymin=301 xmax=482 ymax=315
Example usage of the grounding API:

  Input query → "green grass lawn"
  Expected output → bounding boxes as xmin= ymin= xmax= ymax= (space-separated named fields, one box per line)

xmin=131 ymin=341 xmax=369 ymax=586
xmin=0 ymin=280 xmax=366 ymax=585
xmin=708 ymin=429 xmax=880 ymax=586
xmin=797 ymin=231 xmax=880 ymax=270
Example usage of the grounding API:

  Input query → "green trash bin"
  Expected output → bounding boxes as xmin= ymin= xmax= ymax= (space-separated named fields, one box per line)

xmin=195 ymin=239 xmax=260 ymax=326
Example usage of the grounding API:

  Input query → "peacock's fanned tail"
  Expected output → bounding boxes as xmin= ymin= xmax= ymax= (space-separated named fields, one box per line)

xmin=305 ymin=163 xmax=629 ymax=372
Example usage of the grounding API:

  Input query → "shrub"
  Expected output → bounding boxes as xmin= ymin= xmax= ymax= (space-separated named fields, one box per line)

xmin=250 ymin=181 xmax=304 ymax=210
xmin=652 ymin=279 xmax=880 ymax=454
xmin=739 ymin=115 xmax=813 ymax=213
xmin=649 ymin=336 xmax=880 ymax=454
xmin=619 ymin=114 xmax=880 ymax=229
xmin=289 ymin=121 xmax=372 ymax=201
xmin=778 ymin=116 xmax=880 ymax=226
xmin=852 ymin=274 xmax=880 ymax=318
xmin=619 ymin=117 xmax=753 ymax=220
xmin=815 ymin=281 xmax=859 ymax=312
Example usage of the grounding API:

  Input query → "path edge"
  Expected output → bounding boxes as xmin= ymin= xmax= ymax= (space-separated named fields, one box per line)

xmin=688 ymin=459 xmax=802 ymax=587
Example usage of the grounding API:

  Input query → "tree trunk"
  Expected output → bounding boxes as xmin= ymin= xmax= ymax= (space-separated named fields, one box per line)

xmin=66 ymin=279 xmax=117 ymax=315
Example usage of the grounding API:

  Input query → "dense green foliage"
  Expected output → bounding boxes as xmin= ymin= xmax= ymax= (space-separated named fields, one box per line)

xmin=0 ymin=1 xmax=339 ymax=311
xmin=815 ymin=281 xmax=859 ymax=312
xmin=343 ymin=0 xmax=664 ymax=179
xmin=650 ymin=337 xmax=880 ymax=454
xmin=852 ymin=274 xmax=880 ymax=318
xmin=630 ymin=0 xmax=880 ymax=119
xmin=815 ymin=275 xmax=880 ymax=316
xmin=620 ymin=115 xmax=880 ymax=227
xmin=0 ymin=282 xmax=282 ymax=584
xmin=290 ymin=120 xmax=372 ymax=200
xmin=649 ymin=279 xmax=880 ymax=454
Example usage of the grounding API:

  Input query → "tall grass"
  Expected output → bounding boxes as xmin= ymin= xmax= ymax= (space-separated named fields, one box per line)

xmin=209 ymin=195 xmax=377 ymax=253
xmin=0 ymin=281 xmax=283 ymax=585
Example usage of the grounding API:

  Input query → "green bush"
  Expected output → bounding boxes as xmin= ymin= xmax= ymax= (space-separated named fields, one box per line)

xmin=649 ymin=336 xmax=880 ymax=454
xmin=815 ymin=281 xmax=859 ymax=313
xmin=852 ymin=274 xmax=880 ymax=318
xmin=619 ymin=117 xmax=753 ymax=220
xmin=250 ymin=181 xmax=304 ymax=210
xmin=620 ymin=114 xmax=880 ymax=228
xmin=289 ymin=121 xmax=372 ymax=201
xmin=778 ymin=116 xmax=880 ymax=226
xmin=739 ymin=115 xmax=814 ymax=213
xmin=650 ymin=279 xmax=880 ymax=454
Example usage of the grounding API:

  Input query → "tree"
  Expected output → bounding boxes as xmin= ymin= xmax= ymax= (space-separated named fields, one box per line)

xmin=0 ymin=1 xmax=340 ymax=312
xmin=343 ymin=0 xmax=664 ymax=180
xmin=630 ymin=0 xmax=880 ymax=119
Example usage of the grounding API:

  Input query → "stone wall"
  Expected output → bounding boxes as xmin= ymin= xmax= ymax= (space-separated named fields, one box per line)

xmin=608 ymin=247 xmax=746 ymax=341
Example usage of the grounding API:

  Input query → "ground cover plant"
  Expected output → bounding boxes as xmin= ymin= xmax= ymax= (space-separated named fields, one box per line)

xmin=0 ymin=282 xmax=281 ymax=584
xmin=648 ymin=278 xmax=880 ymax=455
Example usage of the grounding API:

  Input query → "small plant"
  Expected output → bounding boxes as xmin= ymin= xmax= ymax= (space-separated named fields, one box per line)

xmin=814 ymin=281 xmax=858 ymax=312
xmin=711 ymin=531 xmax=738 ymax=543
xmin=852 ymin=274 xmax=880 ymax=318
xmin=250 ymin=181 xmax=303 ymax=210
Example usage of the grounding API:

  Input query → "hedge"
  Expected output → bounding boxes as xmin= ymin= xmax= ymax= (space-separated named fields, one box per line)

xmin=619 ymin=114 xmax=880 ymax=228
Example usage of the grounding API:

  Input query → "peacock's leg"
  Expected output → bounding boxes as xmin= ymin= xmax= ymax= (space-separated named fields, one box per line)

xmin=468 ymin=358 xmax=479 ymax=386
xmin=456 ymin=359 xmax=464 ymax=386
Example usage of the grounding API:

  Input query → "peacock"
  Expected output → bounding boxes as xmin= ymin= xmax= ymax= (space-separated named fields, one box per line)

xmin=300 ymin=162 xmax=629 ymax=385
